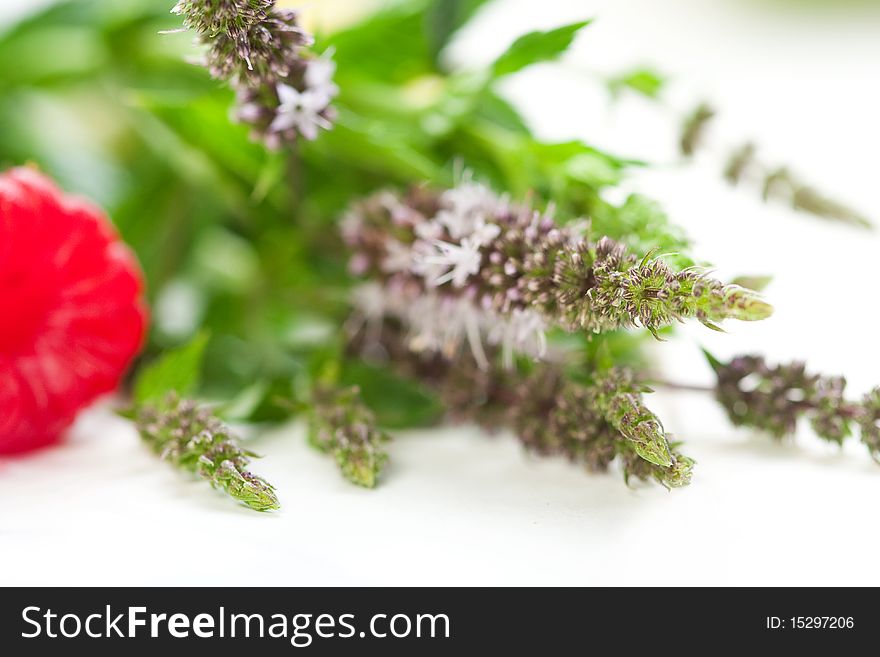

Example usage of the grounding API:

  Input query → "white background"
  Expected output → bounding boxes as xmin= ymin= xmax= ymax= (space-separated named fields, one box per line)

xmin=2 ymin=0 xmax=880 ymax=586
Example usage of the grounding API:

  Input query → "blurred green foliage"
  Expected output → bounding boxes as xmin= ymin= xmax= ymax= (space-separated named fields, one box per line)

xmin=607 ymin=67 xmax=667 ymax=100
xmin=0 ymin=0 xmax=690 ymax=425
xmin=133 ymin=331 xmax=209 ymax=405
xmin=491 ymin=20 xmax=591 ymax=78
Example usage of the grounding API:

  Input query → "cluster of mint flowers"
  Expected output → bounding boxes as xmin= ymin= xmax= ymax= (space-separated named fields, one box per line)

xmin=347 ymin=322 xmax=694 ymax=488
xmin=342 ymin=180 xmax=771 ymax=369
xmin=709 ymin=354 xmax=880 ymax=461
xmin=170 ymin=0 xmax=337 ymax=146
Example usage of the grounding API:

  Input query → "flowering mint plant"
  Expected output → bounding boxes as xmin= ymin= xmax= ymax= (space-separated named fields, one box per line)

xmin=1 ymin=0 xmax=876 ymax=510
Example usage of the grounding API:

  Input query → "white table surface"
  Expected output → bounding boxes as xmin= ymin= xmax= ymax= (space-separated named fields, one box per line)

xmin=3 ymin=0 xmax=880 ymax=586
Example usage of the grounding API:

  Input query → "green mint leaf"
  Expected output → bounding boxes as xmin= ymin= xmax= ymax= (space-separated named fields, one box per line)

xmin=133 ymin=331 xmax=210 ymax=405
xmin=491 ymin=20 xmax=591 ymax=78
xmin=701 ymin=348 xmax=724 ymax=375
xmin=340 ymin=361 xmax=444 ymax=429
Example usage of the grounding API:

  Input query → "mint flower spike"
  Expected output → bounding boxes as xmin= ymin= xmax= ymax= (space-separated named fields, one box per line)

xmin=136 ymin=393 xmax=279 ymax=511
xmin=523 ymin=365 xmax=690 ymax=483
xmin=707 ymin=353 xmax=880 ymax=463
xmin=307 ymin=386 xmax=390 ymax=488
xmin=172 ymin=1 xmax=275 ymax=39
xmin=169 ymin=1 xmax=337 ymax=147
xmin=171 ymin=1 xmax=310 ymax=82
xmin=587 ymin=240 xmax=773 ymax=335
xmin=343 ymin=183 xmax=773 ymax=369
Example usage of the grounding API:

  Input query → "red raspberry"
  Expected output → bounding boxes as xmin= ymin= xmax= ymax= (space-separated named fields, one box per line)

xmin=0 ymin=168 xmax=148 ymax=453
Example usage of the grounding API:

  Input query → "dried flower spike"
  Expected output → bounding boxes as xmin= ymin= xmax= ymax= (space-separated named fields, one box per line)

xmin=170 ymin=0 xmax=337 ymax=146
xmin=136 ymin=393 xmax=279 ymax=511
xmin=343 ymin=182 xmax=770 ymax=367
xmin=308 ymin=386 xmax=390 ymax=488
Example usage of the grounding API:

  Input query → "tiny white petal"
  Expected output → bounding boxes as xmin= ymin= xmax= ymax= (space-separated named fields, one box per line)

xmin=277 ymin=83 xmax=302 ymax=106
xmin=269 ymin=111 xmax=298 ymax=132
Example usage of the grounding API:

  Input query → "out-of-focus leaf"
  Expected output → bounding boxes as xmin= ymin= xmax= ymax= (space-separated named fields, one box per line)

xmin=340 ymin=361 xmax=444 ymax=429
xmin=251 ymin=151 xmax=287 ymax=203
xmin=474 ymin=90 xmax=531 ymax=135
xmin=144 ymin=93 xmax=269 ymax=185
xmin=123 ymin=101 xmax=251 ymax=214
xmin=607 ymin=67 xmax=667 ymax=99
xmin=731 ymin=274 xmax=773 ymax=292
xmin=328 ymin=0 xmax=434 ymax=84
xmin=0 ymin=27 xmax=107 ymax=89
xmin=219 ymin=380 xmax=270 ymax=421
xmin=565 ymin=151 xmax=623 ymax=187
xmin=244 ymin=378 xmax=301 ymax=423
xmin=315 ymin=111 xmax=449 ymax=184
xmin=426 ymin=0 xmax=493 ymax=63
xmin=491 ymin=20 xmax=591 ymax=78
xmin=191 ymin=226 xmax=262 ymax=294
xmin=527 ymin=140 xmax=630 ymax=196
xmin=0 ymin=90 xmax=129 ymax=206
xmin=0 ymin=0 xmax=180 ymax=89
xmin=134 ymin=332 xmax=210 ymax=404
